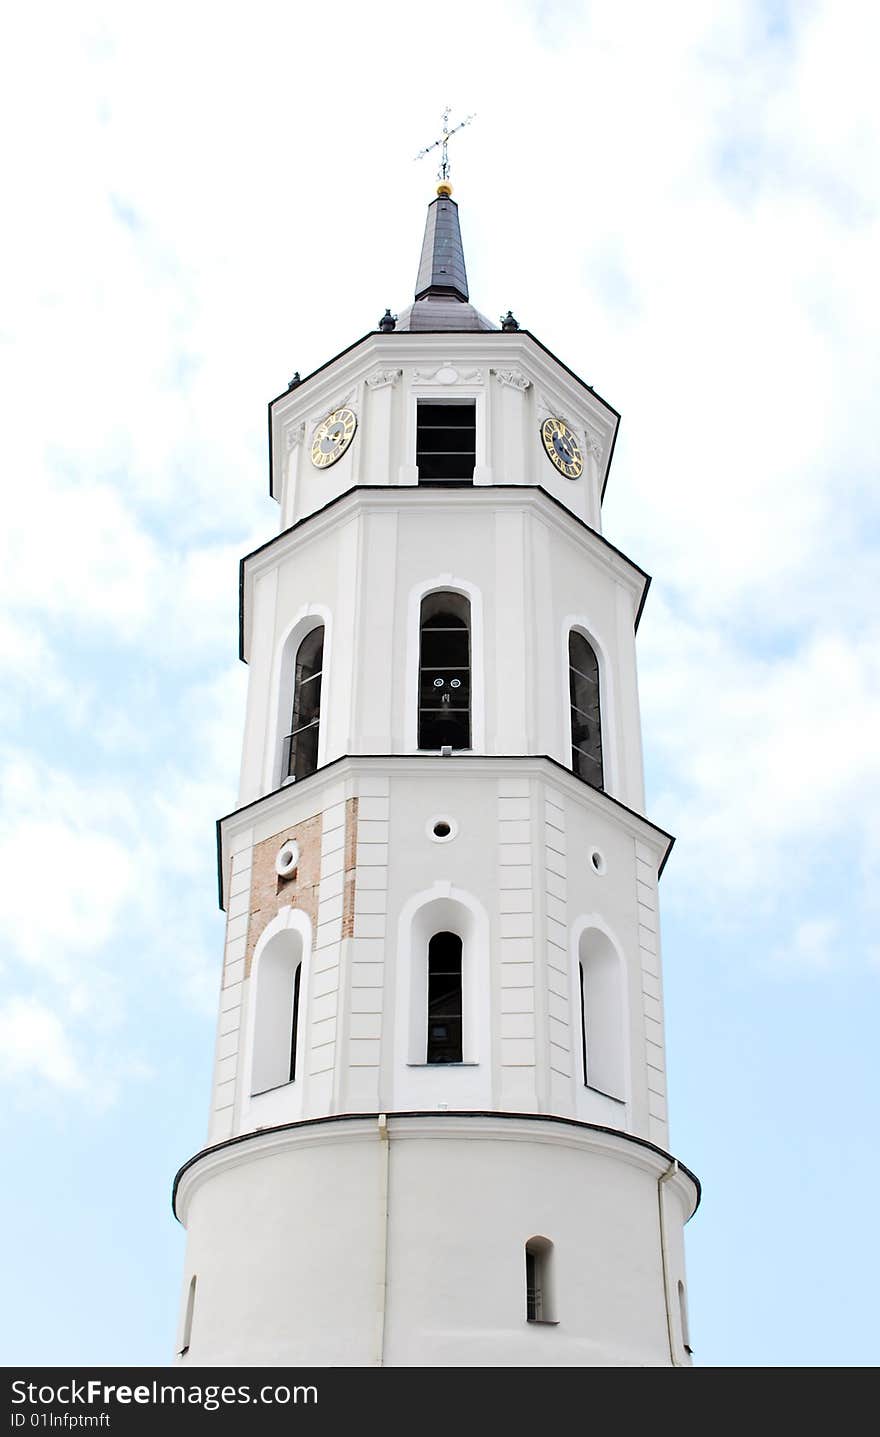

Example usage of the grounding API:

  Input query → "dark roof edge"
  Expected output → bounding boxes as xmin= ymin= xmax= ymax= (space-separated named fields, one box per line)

xmin=214 ymin=752 xmax=674 ymax=909
xmin=172 ymin=1109 xmax=701 ymax=1222
xmin=240 ymin=483 xmax=650 ymax=662
xmin=519 ymin=330 xmax=620 ymax=422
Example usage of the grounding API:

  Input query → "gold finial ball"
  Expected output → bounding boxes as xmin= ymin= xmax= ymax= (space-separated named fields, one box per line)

xmin=436 ymin=182 xmax=453 ymax=197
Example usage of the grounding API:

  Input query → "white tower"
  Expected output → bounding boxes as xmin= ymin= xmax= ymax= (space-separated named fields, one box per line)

xmin=172 ymin=181 xmax=699 ymax=1368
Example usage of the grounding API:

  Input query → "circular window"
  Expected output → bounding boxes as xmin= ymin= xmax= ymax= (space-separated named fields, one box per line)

xmin=275 ymin=840 xmax=300 ymax=878
xmin=427 ymin=815 xmax=458 ymax=843
xmin=589 ymin=848 xmax=606 ymax=876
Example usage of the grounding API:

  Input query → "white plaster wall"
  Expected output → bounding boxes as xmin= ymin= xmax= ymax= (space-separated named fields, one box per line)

xmin=238 ymin=490 xmax=645 ymax=812
xmin=269 ymin=335 xmax=615 ymax=533
xmin=215 ymin=760 xmax=669 ymax=1149
xmin=175 ymin=1116 xmax=696 ymax=1368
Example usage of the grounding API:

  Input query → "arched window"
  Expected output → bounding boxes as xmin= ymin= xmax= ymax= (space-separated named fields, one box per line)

xmin=427 ymin=931 xmax=462 ymax=1063
xmin=569 ymin=630 xmax=603 ymax=790
xmin=525 ymin=1237 xmax=555 ymax=1323
xmin=419 ymin=593 xmax=471 ymax=750
xmin=251 ymin=930 xmax=305 ymax=1094
xmin=284 ymin=626 xmax=324 ymax=781
xmin=578 ymin=928 xmax=625 ymax=1100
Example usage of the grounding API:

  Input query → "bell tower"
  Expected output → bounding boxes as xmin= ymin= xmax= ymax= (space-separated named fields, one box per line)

xmin=172 ymin=179 xmax=699 ymax=1368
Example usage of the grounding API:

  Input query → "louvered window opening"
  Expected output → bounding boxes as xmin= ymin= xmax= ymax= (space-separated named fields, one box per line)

xmin=285 ymin=627 xmax=324 ymax=781
xmin=427 ymin=931 xmax=463 ymax=1064
xmin=525 ymin=1250 xmax=543 ymax=1322
xmin=417 ymin=402 xmax=476 ymax=483
xmin=419 ymin=594 xmax=471 ymax=750
xmin=569 ymin=631 xmax=603 ymax=790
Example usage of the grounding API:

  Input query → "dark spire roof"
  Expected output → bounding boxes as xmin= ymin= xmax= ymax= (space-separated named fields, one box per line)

xmin=415 ymin=192 xmax=469 ymax=301
xmin=395 ymin=187 xmax=496 ymax=334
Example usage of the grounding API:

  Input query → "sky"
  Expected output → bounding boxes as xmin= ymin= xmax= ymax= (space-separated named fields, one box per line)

xmin=1 ymin=0 xmax=877 ymax=1368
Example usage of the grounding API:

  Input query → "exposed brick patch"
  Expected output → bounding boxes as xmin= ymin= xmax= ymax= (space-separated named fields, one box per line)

xmin=341 ymin=796 xmax=359 ymax=939
xmin=245 ymin=812 xmax=322 ymax=977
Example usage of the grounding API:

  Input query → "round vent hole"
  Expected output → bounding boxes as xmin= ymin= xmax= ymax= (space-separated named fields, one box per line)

xmin=275 ymin=841 xmax=300 ymax=878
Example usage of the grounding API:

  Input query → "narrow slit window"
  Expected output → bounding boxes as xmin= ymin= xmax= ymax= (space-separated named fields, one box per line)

xmin=180 ymin=1274 xmax=196 ymax=1356
xmin=569 ymin=630 xmax=603 ymax=790
xmin=579 ymin=960 xmax=588 ymax=1084
xmin=285 ymin=626 xmax=324 ymax=781
xmin=419 ymin=592 xmax=471 ymax=750
xmin=678 ymin=1280 xmax=692 ymax=1354
xmin=525 ymin=1238 xmax=555 ymax=1323
xmin=417 ymin=401 xmax=476 ymax=484
xmin=289 ymin=961 xmax=302 ymax=1082
xmin=426 ymin=931 xmax=462 ymax=1064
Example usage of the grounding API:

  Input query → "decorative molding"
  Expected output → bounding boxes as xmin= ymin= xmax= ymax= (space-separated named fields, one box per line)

xmin=537 ymin=392 xmax=571 ymax=428
xmin=411 ymin=363 xmax=484 ymax=386
xmin=584 ymin=428 xmax=604 ymax=461
xmin=286 ymin=422 xmax=306 ymax=451
xmin=537 ymin=390 xmax=604 ymax=462
xmin=413 ymin=362 xmax=458 ymax=384
xmin=312 ymin=388 xmax=356 ymax=424
xmin=493 ymin=368 xmax=530 ymax=392
xmin=303 ymin=389 xmax=357 ymax=445
xmin=365 ymin=367 xmax=403 ymax=390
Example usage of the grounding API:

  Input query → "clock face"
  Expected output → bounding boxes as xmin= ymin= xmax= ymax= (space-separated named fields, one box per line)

xmin=540 ymin=416 xmax=584 ymax=480
xmin=310 ymin=407 xmax=357 ymax=469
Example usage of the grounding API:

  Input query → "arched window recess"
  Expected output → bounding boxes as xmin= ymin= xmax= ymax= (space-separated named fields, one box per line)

xmin=577 ymin=927 xmax=625 ymax=1102
xmin=284 ymin=625 xmax=324 ymax=782
xmin=525 ymin=1237 xmax=556 ymax=1324
xmin=568 ymin=630 xmax=603 ymax=790
xmin=418 ymin=592 xmax=471 ymax=751
xmin=251 ymin=932 xmax=305 ymax=1096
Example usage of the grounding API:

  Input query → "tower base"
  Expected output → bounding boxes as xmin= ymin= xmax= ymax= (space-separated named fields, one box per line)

xmin=173 ymin=1113 xmax=698 ymax=1367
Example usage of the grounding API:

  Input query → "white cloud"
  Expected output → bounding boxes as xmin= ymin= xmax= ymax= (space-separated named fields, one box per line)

xmin=0 ymin=997 xmax=85 ymax=1090
xmin=641 ymin=599 xmax=880 ymax=904
xmin=769 ymin=917 xmax=841 ymax=974
xmin=0 ymin=0 xmax=876 ymax=1119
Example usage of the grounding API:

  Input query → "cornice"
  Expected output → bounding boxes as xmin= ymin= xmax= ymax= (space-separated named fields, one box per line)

xmin=267 ymin=331 xmax=620 ymax=502
xmin=239 ymin=484 xmax=650 ymax=664
xmin=173 ymin=1110 xmax=700 ymax=1226
xmin=215 ymin=752 xmax=674 ymax=911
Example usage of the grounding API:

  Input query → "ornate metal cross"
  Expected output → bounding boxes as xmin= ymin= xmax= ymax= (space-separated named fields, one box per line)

xmin=415 ymin=106 xmax=476 ymax=185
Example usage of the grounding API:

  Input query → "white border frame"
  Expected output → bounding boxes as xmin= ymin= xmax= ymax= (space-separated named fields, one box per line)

xmin=237 ymin=905 xmax=315 ymax=1131
xmin=394 ymin=881 xmax=492 ymax=1097
xmin=405 ymin=384 xmax=490 ymax=487
xmin=266 ymin=603 xmax=333 ymax=793
xmin=561 ymin=615 xmax=617 ymax=798
xmin=569 ymin=912 xmax=631 ymax=1118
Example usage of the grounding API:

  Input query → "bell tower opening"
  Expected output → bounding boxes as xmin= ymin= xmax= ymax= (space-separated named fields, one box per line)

xmin=418 ymin=591 xmax=471 ymax=750
xmin=416 ymin=401 xmax=476 ymax=484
